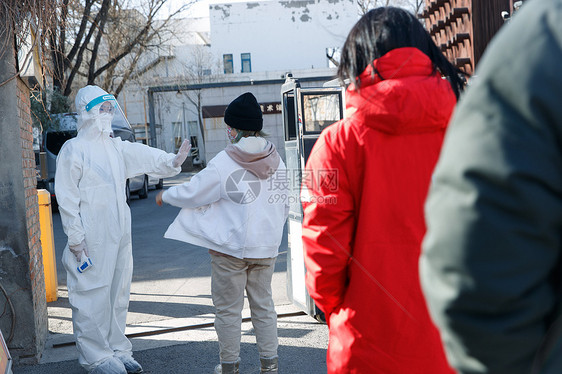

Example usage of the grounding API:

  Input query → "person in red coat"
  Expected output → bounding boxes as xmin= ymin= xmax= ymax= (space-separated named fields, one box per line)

xmin=301 ymin=7 xmax=466 ymax=374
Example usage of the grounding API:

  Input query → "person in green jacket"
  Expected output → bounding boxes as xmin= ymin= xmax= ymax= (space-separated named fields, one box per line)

xmin=420 ymin=1 xmax=562 ymax=373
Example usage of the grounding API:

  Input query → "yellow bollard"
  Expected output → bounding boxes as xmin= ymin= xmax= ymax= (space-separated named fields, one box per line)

xmin=37 ymin=189 xmax=58 ymax=302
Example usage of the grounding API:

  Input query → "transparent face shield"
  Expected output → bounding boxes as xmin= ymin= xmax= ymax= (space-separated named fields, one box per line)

xmin=82 ymin=94 xmax=132 ymax=135
xmin=85 ymin=94 xmax=118 ymax=115
xmin=99 ymin=101 xmax=115 ymax=115
xmin=110 ymin=103 xmax=132 ymax=131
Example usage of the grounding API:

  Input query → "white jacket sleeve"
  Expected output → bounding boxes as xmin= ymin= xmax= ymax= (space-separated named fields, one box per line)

xmin=162 ymin=165 xmax=221 ymax=209
xmin=118 ymin=140 xmax=181 ymax=179
xmin=55 ymin=143 xmax=86 ymax=247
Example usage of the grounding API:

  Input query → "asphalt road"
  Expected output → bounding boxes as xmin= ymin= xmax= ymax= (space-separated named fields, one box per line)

xmin=13 ymin=172 xmax=329 ymax=374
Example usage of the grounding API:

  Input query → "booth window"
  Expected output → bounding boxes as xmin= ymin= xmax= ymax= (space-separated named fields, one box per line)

xmin=283 ymin=92 xmax=297 ymax=141
xmin=172 ymin=121 xmax=183 ymax=152
xmin=188 ymin=121 xmax=199 ymax=157
xmin=241 ymin=53 xmax=251 ymax=73
xmin=223 ymin=54 xmax=233 ymax=74
xmin=302 ymin=93 xmax=342 ymax=134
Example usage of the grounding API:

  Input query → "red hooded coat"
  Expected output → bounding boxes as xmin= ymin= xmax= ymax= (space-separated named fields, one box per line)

xmin=302 ymin=47 xmax=456 ymax=374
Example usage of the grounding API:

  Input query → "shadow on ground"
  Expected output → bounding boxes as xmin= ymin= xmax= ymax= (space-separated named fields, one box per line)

xmin=13 ymin=339 xmax=327 ymax=374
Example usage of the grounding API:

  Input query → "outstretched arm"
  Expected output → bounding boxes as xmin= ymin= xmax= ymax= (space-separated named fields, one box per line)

xmin=156 ymin=164 xmax=222 ymax=209
xmin=120 ymin=139 xmax=190 ymax=179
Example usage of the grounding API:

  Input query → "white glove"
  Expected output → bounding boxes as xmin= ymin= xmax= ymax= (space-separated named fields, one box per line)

xmin=172 ymin=140 xmax=191 ymax=168
xmin=69 ymin=241 xmax=89 ymax=262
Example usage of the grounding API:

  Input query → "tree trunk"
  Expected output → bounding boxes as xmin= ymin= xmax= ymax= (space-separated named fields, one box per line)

xmin=87 ymin=0 xmax=111 ymax=85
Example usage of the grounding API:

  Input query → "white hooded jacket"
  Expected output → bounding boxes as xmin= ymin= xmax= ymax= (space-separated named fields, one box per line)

xmin=162 ymin=137 xmax=289 ymax=259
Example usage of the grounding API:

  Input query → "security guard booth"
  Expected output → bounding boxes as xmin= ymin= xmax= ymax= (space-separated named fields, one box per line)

xmin=281 ymin=76 xmax=344 ymax=321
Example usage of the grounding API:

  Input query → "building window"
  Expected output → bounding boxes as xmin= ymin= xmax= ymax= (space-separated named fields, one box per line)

xmin=241 ymin=53 xmax=251 ymax=73
xmin=223 ymin=54 xmax=233 ymax=74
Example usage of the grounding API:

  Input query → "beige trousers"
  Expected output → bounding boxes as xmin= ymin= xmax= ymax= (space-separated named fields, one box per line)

xmin=210 ymin=252 xmax=278 ymax=363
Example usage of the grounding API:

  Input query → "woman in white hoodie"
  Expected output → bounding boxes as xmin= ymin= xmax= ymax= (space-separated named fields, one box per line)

xmin=156 ymin=92 xmax=289 ymax=374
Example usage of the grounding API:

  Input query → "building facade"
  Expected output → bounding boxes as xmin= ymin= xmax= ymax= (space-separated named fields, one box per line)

xmin=119 ymin=0 xmax=359 ymax=165
xmin=210 ymin=0 xmax=357 ymax=74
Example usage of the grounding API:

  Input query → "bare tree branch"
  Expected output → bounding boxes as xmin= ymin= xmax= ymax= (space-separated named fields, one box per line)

xmin=357 ymin=0 xmax=423 ymax=16
xmin=93 ymin=22 xmax=151 ymax=81
xmin=87 ymin=0 xmax=111 ymax=84
xmin=0 ymin=0 xmax=59 ymax=87
xmin=47 ymin=0 xmax=195 ymax=97
xmin=63 ymin=2 xmax=108 ymax=96
xmin=113 ymin=53 xmax=142 ymax=96
xmin=65 ymin=0 xmax=94 ymax=66
xmin=93 ymin=1 xmax=192 ymax=81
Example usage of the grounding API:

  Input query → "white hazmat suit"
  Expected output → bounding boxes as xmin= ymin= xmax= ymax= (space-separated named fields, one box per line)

xmin=55 ymin=85 xmax=188 ymax=373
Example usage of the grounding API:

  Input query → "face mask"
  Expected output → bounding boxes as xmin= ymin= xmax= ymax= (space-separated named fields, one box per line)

xmin=96 ymin=113 xmax=113 ymax=135
xmin=226 ymin=127 xmax=237 ymax=143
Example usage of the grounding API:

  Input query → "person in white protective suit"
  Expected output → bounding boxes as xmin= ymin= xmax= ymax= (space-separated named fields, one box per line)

xmin=55 ymin=85 xmax=190 ymax=374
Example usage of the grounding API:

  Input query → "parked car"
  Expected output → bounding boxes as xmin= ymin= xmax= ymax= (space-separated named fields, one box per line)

xmin=38 ymin=111 xmax=163 ymax=209
xmin=37 ymin=113 xmax=77 ymax=211
xmin=126 ymin=174 xmax=164 ymax=204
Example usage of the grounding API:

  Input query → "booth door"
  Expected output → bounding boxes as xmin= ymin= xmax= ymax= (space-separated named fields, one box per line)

xmin=283 ymin=86 xmax=344 ymax=319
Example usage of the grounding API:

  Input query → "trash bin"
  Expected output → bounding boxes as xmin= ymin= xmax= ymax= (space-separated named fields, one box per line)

xmin=37 ymin=189 xmax=58 ymax=302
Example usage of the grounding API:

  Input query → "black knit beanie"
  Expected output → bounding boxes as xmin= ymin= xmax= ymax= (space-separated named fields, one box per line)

xmin=224 ymin=92 xmax=263 ymax=131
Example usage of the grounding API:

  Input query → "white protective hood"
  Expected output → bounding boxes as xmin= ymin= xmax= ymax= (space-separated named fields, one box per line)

xmin=75 ymin=85 xmax=117 ymax=138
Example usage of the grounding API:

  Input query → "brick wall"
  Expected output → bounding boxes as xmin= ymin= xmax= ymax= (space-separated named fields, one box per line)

xmin=0 ymin=20 xmax=47 ymax=363
xmin=17 ymin=76 xmax=48 ymax=361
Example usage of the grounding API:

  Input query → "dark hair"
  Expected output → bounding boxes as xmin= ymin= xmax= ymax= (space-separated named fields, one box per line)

xmin=233 ymin=129 xmax=268 ymax=143
xmin=337 ymin=7 xmax=466 ymax=98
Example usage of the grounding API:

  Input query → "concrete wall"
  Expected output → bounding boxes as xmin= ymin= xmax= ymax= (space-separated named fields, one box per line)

xmin=0 ymin=25 xmax=47 ymax=363
xmin=210 ymin=0 xmax=357 ymax=73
